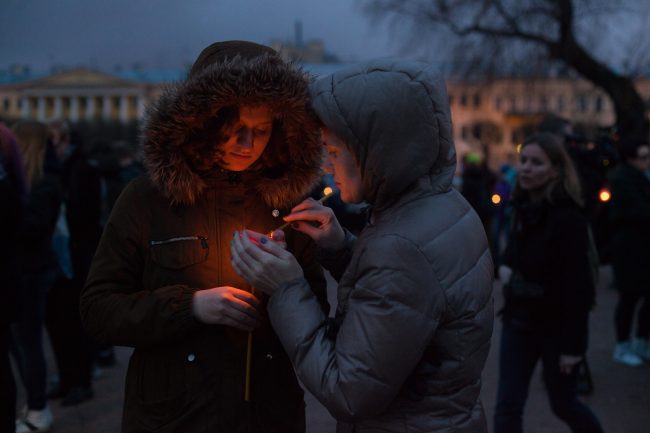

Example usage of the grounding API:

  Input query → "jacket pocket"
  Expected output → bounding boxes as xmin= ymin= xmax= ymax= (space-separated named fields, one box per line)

xmin=150 ymin=236 xmax=208 ymax=270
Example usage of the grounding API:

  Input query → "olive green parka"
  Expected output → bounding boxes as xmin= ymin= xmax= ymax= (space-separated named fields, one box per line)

xmin=81 ymin=52 xmax=327 ymax=433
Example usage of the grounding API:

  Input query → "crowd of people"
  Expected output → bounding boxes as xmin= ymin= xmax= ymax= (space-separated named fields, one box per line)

xmin=0 ymin=39 xmax=648 ymax=433
xmin=0 ymin=117 xmax=144 ymax=432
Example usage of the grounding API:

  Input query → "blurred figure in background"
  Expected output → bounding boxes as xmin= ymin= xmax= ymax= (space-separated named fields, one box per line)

xmin=490 ymin=163 xmax=517 ymax=272
xmin=11 ymin=120 xmax=62 ymax=432
xmin=0 ymin=121 xmax=27 ymax=433
xmin=461 ymin=151 xmax=497 ymax=233
xmin=495 ymin=132 xmax=604 ymax=433
xmin=609 ymin=139 xmax=650 ymax=366
xmin=45 ymin=120 xmax=97 ymax=406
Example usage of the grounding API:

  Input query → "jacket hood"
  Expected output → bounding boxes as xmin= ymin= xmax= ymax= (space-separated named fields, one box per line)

xmin=142 ymin=54 xmax=323 ymax=207
xmin=310 ymin=58 xmax=456 ymax=210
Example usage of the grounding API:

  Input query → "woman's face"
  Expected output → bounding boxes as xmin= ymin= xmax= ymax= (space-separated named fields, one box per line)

xmin=219 ymin=105 xmax=274 ymax=171
xmin=517 ymin=143 xmax=558 ymax=192
xmin=321 ymin=128 xmax=363 ymax=203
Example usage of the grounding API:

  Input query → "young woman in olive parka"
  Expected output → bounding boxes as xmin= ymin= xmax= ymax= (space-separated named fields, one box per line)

xmin=80 ymin=41 xmax=327 ymax=433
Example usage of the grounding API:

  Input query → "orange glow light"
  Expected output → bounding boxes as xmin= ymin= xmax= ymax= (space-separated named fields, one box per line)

xmin=491 ymin=194 xmax=502 ymax=205
xmin=323 ymin=186 xmax=334 ymax=197
xmin=599 ymin=189 xmax=611 ymax=202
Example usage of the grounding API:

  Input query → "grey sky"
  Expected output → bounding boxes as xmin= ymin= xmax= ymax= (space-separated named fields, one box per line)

xmin=0 ymin=0 xmax=398 ymax=72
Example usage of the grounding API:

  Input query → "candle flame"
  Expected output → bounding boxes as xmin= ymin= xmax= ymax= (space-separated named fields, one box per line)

xmin=599 ymin=189 xmax=611 ymax=202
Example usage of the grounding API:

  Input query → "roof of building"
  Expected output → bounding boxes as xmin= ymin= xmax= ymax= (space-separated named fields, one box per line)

xmin=0 ymin=63 xmax=349 ymax=87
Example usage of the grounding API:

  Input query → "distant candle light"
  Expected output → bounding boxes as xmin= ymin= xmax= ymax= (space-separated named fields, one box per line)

xmin=599 ymin=188 xmax=611 ymax=202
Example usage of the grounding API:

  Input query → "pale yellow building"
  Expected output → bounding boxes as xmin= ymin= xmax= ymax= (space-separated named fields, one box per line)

xmin=0 ymin=67 xmax=163 ymax=123
xmin=448 ymin=76 xmax=650 ymax=165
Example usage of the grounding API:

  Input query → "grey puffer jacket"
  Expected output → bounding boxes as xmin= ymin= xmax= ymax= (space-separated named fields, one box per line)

xmin=267 ymin=59 xmax=494 ymax=433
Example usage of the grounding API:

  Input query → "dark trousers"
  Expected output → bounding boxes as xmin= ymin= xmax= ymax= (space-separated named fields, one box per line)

xmin=10 ymin=272 xmax=53 ymax=410
xmin=494 ymin=322 xmax=604 ymax=433
xmin=614 ymin=286 xmax=650 ymax=342
xmin=0 ymin=326 xmax=16 ymax=433
xmin=45 ymin=276 xmax=92 ymax=390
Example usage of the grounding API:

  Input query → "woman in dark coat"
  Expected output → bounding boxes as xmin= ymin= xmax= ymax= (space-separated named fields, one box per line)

xmin=0 ymin=122 xmax=27 ymax=433
xmin=11 ymin=121 xmax=63 ymax=432
xmin=609 ymin=139 xmax=650 ymax=366
xmin=80 ymin=41 xmax=327 ymax=433
xmin=495 ymin=132 xmax=604 ymax=433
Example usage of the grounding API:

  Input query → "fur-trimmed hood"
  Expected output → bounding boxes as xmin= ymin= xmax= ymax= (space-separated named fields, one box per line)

xmin=142 ymin=54 xmax=323 ymax=208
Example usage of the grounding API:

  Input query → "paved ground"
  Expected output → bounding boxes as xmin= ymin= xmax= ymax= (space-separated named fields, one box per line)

xmin=15 ymin=265 xmax=650 ymax=432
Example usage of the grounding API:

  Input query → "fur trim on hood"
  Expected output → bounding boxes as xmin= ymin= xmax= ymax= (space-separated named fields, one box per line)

xmin=142 ymin=54 xmax=323 ymax=208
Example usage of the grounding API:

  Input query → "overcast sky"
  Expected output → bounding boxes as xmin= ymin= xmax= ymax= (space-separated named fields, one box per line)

xmin=0 ymin=0 xmax=399 ymax=72
xmin=2 ymin=0 xmax=648 ymax=75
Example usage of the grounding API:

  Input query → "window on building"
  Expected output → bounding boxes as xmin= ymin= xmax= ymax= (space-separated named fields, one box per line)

xmin=449 ymin=95 xmax=454 ymax=106
xmin=524 ymin=96 xmax=533 ymax=113
xmin=539 ymin=95 xmax=548 ymax=112
xmin=509 ymin=96 xmax=517 ymax=112
xmin=2 ymin=98 xmax=9 ymax=112
xmin=80 ymin=97 xmax=87 ymax=110
xmin=460 ymin=93 xmax=468 ymax=107
xmin=461 ymin=125 xmax=470 ymax=139
xmin=576 ymin=95 xmax=588 ymax=113
xmin=494 ymin=96 xmax=502 ymax=111
xmin=556 ymin=95 xmax=565 ymax=112
xmin=130 ymin=96 xmax=138 ymax=110
xmin=473 ymin=93 xmax=481 ymax=108
xmin=63 ymin=97 xmax=71 ymax=110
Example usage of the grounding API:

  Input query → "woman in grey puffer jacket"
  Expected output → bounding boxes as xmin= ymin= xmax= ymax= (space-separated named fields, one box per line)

xmin=231 ymin=58 xmax=494 ymax=433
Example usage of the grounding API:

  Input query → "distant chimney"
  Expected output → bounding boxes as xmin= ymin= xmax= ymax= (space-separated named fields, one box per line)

xmin=294 ymin=20 xmax=303 ymax=48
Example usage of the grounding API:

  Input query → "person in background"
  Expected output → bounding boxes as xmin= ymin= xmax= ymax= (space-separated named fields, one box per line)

xmin=231 ymin=58 xmax=494 ymax=432
xmin=609 ymin=139 xmax=650 ymax=366
xmin=45 ymin=119 xmax=97 ymax=405
xmin=495 ymin=132 xmax=604 ymax=433
xmin=11 ymin=120 xmax=62 ymax=432
xmin=0 ymin=121 xmax=27 ymax=433
xmin=80 ymin=40 xmax=327 ymax=433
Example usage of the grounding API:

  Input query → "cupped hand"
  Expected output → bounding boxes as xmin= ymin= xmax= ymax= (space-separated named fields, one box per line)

xmin=230 ymin=229 xmax=304 ymax=296
xmin=559 ymin=354 xmax=583 ymax=375
xmin=192 ymin=286 xmax=261 ymax=332
xmin=282 ymin=198 xmax=346 ymax=250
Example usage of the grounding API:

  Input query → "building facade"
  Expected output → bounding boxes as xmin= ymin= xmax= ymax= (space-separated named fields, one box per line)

xmin=0 ymin=67 xmax=164 ymax=124
xmin=448 ymin=76 xmax=650 ymax=165
xmin=2 ymin=66 xmax=648 ymax=167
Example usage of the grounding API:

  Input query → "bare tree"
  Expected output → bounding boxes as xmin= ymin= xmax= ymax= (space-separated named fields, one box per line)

xmin=362 ymin=0 xmax=649 ymax=142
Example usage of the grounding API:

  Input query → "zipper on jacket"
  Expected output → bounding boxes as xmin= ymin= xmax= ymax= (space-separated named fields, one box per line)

xmin=150 ymin=236 xmax=208 ymax=248
xmin=215 ymin=189 xmax=222 ymax=282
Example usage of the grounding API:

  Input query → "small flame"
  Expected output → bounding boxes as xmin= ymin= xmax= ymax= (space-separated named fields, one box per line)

xmin=323 ymin=186 xmax=333 ymax=196
xmin=599 ymin=189 xmax=611 ymax=202
xmin=491 ymin=194 xmax=502 ymax=205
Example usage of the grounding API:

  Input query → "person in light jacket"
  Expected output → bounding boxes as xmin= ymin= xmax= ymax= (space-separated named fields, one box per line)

xmin=80 ymin=40 xmax=327 ymax=433
xmin=231 ymin=58 xmax=494 ymax=433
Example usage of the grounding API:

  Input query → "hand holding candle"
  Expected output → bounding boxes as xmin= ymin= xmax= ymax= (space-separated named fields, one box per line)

xmin=280 ymin=193 xmax=347 ymax=250
xmin=269 ymin=187 xmax=335 ymax=236
xmin=231 ymin=230 xmax=304 ymax=296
